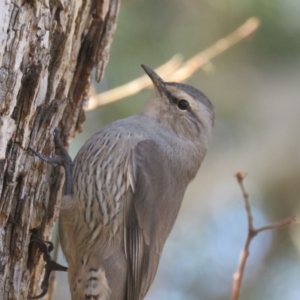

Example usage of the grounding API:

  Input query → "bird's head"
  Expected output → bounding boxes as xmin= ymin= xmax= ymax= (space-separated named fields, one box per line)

xmin=141 ymin=64 xmax=215 ymax=142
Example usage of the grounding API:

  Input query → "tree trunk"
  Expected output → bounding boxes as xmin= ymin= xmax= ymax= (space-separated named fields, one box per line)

xmin=0 ymin=1 xmax=120 ymax=299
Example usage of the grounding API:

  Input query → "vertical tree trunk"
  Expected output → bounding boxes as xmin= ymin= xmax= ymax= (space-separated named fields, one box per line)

xmin=0 ymin=1 xmax=120 ymax=299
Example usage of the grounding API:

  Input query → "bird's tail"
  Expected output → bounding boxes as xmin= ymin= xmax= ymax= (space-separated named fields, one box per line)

xmin=69 ymin=264 xmax=111 ymax=300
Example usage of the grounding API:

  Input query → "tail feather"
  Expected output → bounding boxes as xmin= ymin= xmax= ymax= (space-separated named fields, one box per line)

xmin=70 ymin=266 xmax=111 ymax=300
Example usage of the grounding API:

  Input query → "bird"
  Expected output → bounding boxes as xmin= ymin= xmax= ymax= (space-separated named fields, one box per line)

xmin=59 ymin=65 xmax=215 ymax=300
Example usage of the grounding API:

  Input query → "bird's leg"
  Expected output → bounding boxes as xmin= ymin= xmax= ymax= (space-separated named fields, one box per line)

xmin=28 ymin=128 xmax=72 ymax=299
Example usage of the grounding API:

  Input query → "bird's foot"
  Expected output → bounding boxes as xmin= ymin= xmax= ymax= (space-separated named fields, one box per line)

xmin=28 ymin=233 xmax=68 ymax=299
xmin=28 ymin=128 xmax=72 ymax=298
xmin=29 ymin=128 xmax=73 ymax=195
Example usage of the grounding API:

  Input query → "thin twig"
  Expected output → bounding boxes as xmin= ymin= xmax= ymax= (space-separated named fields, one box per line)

xmin=236 ymin=172 xmax=255 ymax=231
xmin=256 ymin=216 xmax=297 ymax=233
xmin=87 ymin=17 xmax=260 ymax=110
xmin=231 ymin=172 xmax=297 ymax=300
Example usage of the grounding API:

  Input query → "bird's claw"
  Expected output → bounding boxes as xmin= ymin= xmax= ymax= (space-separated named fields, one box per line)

xmin=28 ymin=233 xmax=68 ymax=299
xmin=29 ymin=128 xmax=73 ymax=195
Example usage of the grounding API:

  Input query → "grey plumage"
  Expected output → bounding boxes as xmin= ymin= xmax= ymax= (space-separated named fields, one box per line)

xmin=59 ymin=65 xmax=215 ymax=300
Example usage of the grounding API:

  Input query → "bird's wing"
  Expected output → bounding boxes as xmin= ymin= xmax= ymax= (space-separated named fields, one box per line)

xmin=126 ymin=139 xmax=185 ymax=300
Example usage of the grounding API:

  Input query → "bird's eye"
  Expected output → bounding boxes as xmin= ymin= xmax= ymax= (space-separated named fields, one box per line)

xmin=177 ymin=99 xmax=190 ymax=110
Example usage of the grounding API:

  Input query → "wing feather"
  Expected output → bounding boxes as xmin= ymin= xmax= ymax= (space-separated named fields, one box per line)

xmin=126 ymin=140 xmax=186 ymax=300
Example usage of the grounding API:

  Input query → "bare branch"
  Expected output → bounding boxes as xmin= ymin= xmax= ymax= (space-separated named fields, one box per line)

xmin=166 ymin=17 xmax=260 ymax=82
xmin=87 ymin=17 xmax=260 ymax=110
xmin=231 ymin=172 xmax=297 ymax=300
xmin=88 ymin=55 xmax=182 ymax=109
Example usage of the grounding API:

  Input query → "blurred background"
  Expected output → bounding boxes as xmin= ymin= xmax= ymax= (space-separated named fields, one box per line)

xmin=54 ymin=0 xmax=300 ymax=299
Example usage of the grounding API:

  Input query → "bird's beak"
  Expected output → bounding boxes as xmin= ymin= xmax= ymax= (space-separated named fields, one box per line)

xmin=141 ymin=64 xmax=167 ymax=96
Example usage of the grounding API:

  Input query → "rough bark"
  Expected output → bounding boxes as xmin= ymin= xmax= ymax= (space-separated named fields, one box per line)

xmin=0 ymin=0 xmax=120 ymax=299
